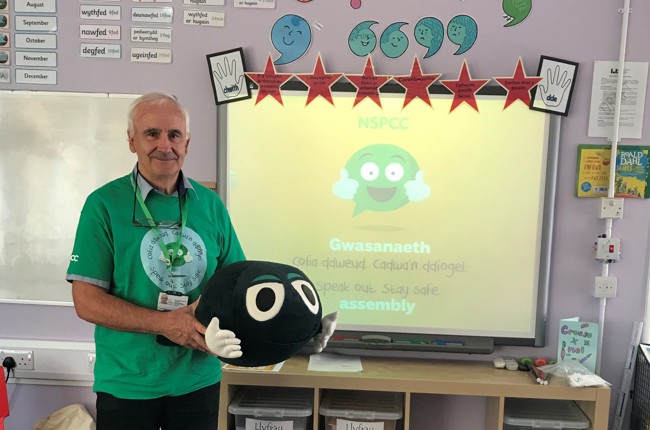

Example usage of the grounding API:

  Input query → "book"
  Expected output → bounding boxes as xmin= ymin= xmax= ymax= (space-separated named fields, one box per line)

xmin=576 ymin=144 xmax=650 ymax=198
xmin=557 ymin=318 xmax=599 ymax=373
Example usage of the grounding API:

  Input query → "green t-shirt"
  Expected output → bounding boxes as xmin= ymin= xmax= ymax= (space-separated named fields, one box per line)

xmin=66 ymin=172 xmax=245 ymax=399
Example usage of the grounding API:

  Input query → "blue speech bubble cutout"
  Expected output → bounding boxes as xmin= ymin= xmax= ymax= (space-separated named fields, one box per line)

xmin=380 ymin=22 xmax=409 ymax=59
xmin=414 ymin=17 xmax=444 ymax=59
xmin=447 ymin=15 xmax=477 ymax=55
xmin=348 ymin=20 xmax=378 ymax=57
xmin=271 ymin=14 xmax=312 ymax=66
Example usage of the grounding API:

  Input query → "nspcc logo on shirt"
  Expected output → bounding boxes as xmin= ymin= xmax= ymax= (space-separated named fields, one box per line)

xmin=139 ymin=226 xmax=207 ymax=294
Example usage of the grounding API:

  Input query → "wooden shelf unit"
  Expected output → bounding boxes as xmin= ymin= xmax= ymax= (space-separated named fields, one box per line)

xmin=218 ymin=355 xmax=610 ymax=430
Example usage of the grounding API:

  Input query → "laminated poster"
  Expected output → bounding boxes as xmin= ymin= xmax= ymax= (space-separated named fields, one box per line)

xmin=557 ymin=318 xmax=598 ymax=373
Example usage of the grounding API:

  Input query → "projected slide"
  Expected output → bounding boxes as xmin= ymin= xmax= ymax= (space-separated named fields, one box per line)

xmin=224 ymin=88 xmax=552 ymax=341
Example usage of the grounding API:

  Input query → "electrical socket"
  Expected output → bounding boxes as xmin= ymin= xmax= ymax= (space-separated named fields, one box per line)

xmin=599 ymin=197 xmax=624 ymax=219
xmin=88 ymin=352 xmax=96 ymax=373
xmin=595 ymin=237 xmax=621 ymax=261
xmin=594 ymin=276 xmax=617 ymax=298
xmin=0 ymin=339 xmax=95 ymax=384
xmin=0 ymin=349 xmax=34 ymax=370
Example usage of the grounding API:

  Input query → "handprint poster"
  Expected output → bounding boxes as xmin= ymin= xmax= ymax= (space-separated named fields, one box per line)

xmin=207 ymin=47 xmax=252 ymax=105
xmin=530 ymin=55 xmax=578 ymax=116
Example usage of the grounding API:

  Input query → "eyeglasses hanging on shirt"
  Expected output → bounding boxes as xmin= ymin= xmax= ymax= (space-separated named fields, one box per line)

xmin=132 ymin=169 xmax=184 ymax=229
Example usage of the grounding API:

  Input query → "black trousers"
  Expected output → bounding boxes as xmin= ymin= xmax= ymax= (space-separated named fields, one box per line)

xmin=96 ymin=382 xmax=220 ymax=430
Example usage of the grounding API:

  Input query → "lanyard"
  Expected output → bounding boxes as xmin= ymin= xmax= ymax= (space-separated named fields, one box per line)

xmin=133 ymin=177 xmax=189 ymax=273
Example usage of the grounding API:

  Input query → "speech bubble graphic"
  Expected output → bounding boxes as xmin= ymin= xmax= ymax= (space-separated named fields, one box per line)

xmin=333 ymin=144 xmax=429 ymax=216
xmin=271 ymin=14 xmax=312 ymax=66
xmin=447 ymin=15 xmax=477 ymax=55
xmin=380 ymin=22 xmax=409 ymax=59
xmin=348 ymin=20 xmax=378 ymax=57
xmin=414 ymin=17 xmax=444 ymax=59
xmin=503 ymin=0 xmax=532 ymax=27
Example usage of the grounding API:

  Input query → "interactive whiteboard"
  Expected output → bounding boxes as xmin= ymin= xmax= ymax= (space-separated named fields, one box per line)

xmin=219 ymin=83 xmax=559 ymax=351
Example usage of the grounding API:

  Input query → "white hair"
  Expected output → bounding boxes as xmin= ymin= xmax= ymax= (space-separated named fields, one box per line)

xmin=127 ymin=92 xmax=190 ymax=135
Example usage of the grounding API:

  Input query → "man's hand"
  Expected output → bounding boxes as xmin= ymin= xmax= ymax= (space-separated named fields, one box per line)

xmin=160 ymin=305 xmax=211 ymax=352
xmin=205 ymin=317 xmax=243 ymax=359
xmin=72 ymin=281 xmax=210 ymax=353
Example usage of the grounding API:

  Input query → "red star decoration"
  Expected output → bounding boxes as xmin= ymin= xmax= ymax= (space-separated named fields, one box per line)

xmin=245 ymin=55 xmax=293 ymax=105
xmin=440 ymin=60 xmax=490 ymax=112
xmin=345 ymin=56 xmax=392 ymax=108
xmin=393 ymin=56 xmax=441 ymax=108
xmin=295 ymin=54 xmax=343 ymax=106
xmin=494 ymin=57 xmax=543 ymax=109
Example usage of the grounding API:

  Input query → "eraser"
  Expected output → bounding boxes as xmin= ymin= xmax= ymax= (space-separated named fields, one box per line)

xmin=493 ymin=357 xmax=505 ymax=369
xmin=360 ymin=334 xmax=392 ymax=343
xmin=505 ymin=358 xmax=519 ymax=371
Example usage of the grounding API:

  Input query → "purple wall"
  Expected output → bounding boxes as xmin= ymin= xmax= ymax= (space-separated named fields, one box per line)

xmin=2 ymin=0 xmax=650 ymax=428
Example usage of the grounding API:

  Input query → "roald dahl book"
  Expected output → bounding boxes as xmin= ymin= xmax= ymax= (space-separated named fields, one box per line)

xmin=576 ymin=144 xmax=650 ymax=198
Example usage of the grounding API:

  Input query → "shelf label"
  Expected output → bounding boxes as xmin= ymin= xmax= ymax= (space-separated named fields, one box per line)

xmin=245 ymin=419 xmax=293 ymax=430
xmin=336 ymin=419 xmax=385 ymax=430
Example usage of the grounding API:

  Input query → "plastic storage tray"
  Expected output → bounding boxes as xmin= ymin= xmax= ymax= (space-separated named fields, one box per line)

xmin=228 ymin=386 xmax=313 ymax=430
xmin=631 ymin=344 xmax=650 ymax=429
xmin=503 ymin=398 xmax=590 ymax=430
xmin=319 ymin=390 xmax=403 ymax=430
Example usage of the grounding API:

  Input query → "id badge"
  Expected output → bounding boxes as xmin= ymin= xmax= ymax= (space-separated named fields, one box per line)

xmin=157 ymin=291 xmax=189 ymax=311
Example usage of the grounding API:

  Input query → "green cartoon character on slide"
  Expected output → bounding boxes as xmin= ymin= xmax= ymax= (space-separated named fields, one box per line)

xmin=333 ymin=144 xmax=430 ymax=216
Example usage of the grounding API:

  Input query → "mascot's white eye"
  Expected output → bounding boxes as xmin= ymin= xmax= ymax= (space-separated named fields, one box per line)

xmin=246 ymin=282 xmax=285 ymax=322
xmin=291 ymin=280 xmax=320 ymax=315
xmin=360 ymin=162 xmax=379 ymax=181
xmin=385 ymin=162 xmax=404 ymax=182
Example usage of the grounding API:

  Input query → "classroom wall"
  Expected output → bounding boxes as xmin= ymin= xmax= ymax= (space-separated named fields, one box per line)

xmin=1 ymin=0 xmax=650 ymax=428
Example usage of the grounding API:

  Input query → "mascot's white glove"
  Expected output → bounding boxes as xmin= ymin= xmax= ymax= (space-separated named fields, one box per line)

xmin=205 ymin=316 xmax=243 ymax=359
xmin=332 ymin=169 xmax=359 ymax=200
xmin=313 ymin=311 xmax=338 ymax=353
xmin=404 ymin=170 xmax=431 ymax=202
